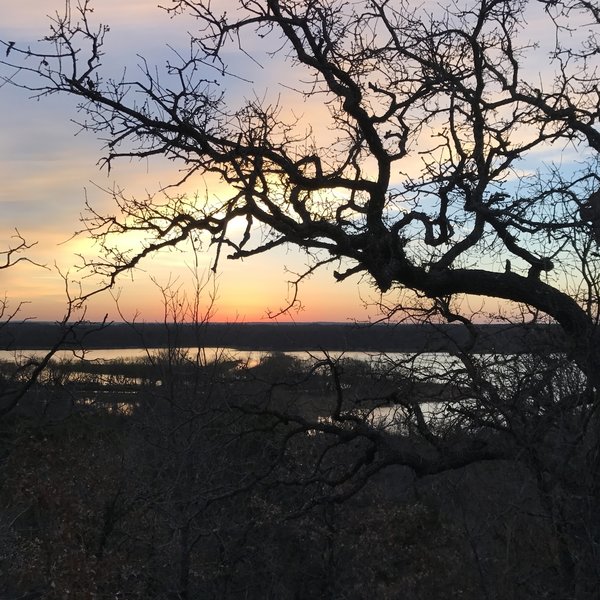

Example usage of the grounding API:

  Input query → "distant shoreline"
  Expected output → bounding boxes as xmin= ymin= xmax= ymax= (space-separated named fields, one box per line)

xmin=0 ymin=321 xmax=562 ymax=354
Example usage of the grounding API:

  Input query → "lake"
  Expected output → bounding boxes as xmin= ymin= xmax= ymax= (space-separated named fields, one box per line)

xmin=0 ymin=346 xmax=464 ymax=377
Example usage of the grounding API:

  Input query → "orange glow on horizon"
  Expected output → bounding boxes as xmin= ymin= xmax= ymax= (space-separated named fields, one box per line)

xmin=1 ymin=1 xmax=571 ymax=327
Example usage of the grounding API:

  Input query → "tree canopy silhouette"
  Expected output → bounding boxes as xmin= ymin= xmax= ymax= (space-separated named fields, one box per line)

xmin=2 ymin=0 xmax=600 ymax=371
xmin=5 ymin=3 xmax=600 ymax=595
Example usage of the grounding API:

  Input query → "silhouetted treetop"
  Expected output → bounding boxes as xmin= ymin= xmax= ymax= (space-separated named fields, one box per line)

xmin=1 ymin=0 xmax=600 ymax=376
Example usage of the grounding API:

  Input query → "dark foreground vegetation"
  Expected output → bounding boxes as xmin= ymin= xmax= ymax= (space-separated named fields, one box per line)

xmin=0 ymin=343 xmax=597 ymax=599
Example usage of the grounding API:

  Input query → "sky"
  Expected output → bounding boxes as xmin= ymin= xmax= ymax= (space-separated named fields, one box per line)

xmin=0 ymin=0 xmax=583 ymax=325
xmin=0 ymin=0 xmax=380 ymax=324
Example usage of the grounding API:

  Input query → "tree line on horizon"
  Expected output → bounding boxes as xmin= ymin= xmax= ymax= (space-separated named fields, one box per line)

xmin=0 ymin=320 xmax=563 ymax=352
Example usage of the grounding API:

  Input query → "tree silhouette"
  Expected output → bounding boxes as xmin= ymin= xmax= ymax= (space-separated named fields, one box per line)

xmin=2 ymin=0 xmax=600 ymax=371
xmin=0 ymin=231 xmax=100 ymax=417
xmin=2 ymin=4 xmax=600 ymax=594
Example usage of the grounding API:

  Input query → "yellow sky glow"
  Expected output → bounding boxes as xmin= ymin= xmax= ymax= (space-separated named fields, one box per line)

xmin=0 ymin=0 xmax=568 ymax=325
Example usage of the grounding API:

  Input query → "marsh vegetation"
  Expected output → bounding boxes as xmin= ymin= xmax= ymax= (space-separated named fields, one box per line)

xmin=0 ymin=338 xmax=597 ymax=599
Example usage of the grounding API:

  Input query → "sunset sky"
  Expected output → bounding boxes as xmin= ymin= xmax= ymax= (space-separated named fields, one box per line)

xmin=0 ymin=1 xmax=576 ymax=325
xmin=0 ymin=0 xmax=385 ymax=323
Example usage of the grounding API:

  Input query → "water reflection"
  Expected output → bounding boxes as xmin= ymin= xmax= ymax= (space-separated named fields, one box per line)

xmin=0 ymin=347 xmax=463 ymax=375
xmin=79 ymin=396 xmax=138 ymax=415
xmin=1 ymin=347 xmax=467 ymax=425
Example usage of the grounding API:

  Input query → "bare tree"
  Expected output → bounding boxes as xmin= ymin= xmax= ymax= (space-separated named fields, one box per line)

xmin=2 ymin=0 xmax=599 ymax=368
xmin=0 ymin=230 xmax=100 ymax=418
xmin=3 ymin=0 xmax=600 ymax=595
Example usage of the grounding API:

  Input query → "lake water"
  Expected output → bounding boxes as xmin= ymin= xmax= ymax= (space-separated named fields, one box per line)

xmin=0 ymin=346 xmax=475 ymax=429
xmin=0 ymin=346 xmax=463 ymax=376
